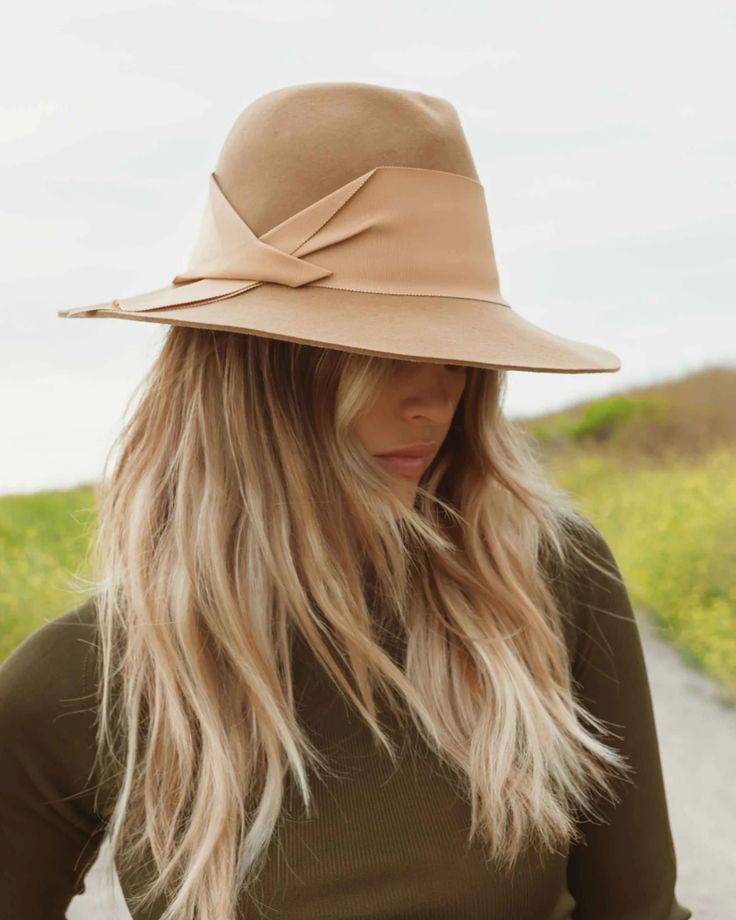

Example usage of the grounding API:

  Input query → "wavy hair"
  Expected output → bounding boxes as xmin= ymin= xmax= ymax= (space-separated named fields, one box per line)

xmin=77 ymin=326 xmax=633 ymax=920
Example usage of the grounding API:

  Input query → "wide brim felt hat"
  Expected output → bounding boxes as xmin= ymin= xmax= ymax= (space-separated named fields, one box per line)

xmin=57 ymin=81 xmax=621 ymax=375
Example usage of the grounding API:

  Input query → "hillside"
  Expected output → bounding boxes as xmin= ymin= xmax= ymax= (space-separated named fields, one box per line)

xmin=514 ymin=363 xmax=736 ymax=701
xmin=516 ymin=364 xmax=736 ymax=465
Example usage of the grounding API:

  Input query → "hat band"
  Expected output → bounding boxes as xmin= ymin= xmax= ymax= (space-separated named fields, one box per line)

xmin=116 ymin=165 xmax=510 ymax=313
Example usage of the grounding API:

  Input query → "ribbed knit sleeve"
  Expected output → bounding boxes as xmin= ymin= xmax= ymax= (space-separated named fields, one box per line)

xmin=0 ymin=600 xmax=108 ymax=920
xmin=564 ymin=526 xmax=692 ymax=919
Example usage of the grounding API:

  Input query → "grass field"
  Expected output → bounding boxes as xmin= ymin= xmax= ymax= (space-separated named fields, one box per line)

xmin=548 ymin=447 xmax=736 ymax=700
xmin=2 ymin=366 xmax=735 ymax=701
xmin=0 ymin=486 xmax=97 ymax=659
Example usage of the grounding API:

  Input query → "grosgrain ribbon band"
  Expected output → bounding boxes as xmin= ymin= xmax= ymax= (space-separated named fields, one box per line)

xmin=68 ymin=165 xmax=510 ymax=315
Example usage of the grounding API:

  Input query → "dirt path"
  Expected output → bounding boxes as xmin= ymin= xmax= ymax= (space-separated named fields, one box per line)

xmin=636 ymin=611 xmax=736 ymax=919
xmin=67 ymin=610 xmax=735 ymax=919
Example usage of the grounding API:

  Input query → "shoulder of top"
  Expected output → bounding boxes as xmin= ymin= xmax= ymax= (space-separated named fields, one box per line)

xmin=0 ymin=594 xmax=101 ymax=700
xmin=16 ymin=593 xmax=99 ymax=649
xmin=552 ymin=513 xmax=619 ymax=592
xmin=541 ymin=514 xmax=625 ymax=660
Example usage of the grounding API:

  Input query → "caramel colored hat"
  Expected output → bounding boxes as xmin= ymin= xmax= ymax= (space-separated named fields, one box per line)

xmin=57 ymin=81 xmax=620 ymax=374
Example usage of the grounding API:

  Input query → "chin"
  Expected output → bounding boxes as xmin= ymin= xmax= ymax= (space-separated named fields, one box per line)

xmin=395 ymin=481 xmax=418 ymax=506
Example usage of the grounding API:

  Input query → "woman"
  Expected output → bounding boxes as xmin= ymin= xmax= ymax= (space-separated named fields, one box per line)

xmin=0 ymin=82 xmax=691 ymax=920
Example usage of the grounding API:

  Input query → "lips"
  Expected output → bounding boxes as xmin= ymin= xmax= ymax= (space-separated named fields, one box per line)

xmin=375 ymin=441 xmax=439 ymax=459
xmin=374 ymin=441 xmax=440 ymax=477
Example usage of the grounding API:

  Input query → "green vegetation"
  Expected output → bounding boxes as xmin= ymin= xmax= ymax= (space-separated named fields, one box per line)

xmin=521 ymin=365 xmax=736 ymax=702
xmin=0 ymin=487 xmax=97 ymax=661
xmin=528 ymin=393 xmax=671 ymax=446
xmin=550 ymin=448 xmax=736 ymax=700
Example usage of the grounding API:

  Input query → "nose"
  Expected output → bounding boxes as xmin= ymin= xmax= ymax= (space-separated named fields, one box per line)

xmin=398 ymin=363 xmax=461 ymax=424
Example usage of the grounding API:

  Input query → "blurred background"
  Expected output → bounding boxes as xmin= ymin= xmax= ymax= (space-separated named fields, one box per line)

xmin=1 ymin=1 xmax=734 ymax=918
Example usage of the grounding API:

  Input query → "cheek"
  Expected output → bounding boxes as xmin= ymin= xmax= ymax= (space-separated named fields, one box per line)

xmin=354 ymin=397 xmax=393 ymax=452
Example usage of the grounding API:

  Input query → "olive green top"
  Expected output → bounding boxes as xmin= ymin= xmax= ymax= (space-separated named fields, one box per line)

xmin=0 ymin=524 xmax=692 ymax=919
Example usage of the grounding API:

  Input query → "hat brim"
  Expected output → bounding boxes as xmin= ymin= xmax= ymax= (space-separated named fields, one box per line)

xmin=57 ymin=282 xmax=620 ymax=374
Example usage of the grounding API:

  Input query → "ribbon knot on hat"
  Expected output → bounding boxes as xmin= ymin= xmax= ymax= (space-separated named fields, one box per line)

xmin=172 ymin=172 xmax=338 ymax=289
xmin=57 ymin=81 xmax=621 ymax=374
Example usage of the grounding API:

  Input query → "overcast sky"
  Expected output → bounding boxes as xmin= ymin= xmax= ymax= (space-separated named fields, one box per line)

xmin=1 ymin=0 xmax=734 ymax=496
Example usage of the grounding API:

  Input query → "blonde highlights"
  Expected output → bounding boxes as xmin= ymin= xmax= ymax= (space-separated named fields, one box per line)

xmin=80 ymin=328 xmax=632 ymax=920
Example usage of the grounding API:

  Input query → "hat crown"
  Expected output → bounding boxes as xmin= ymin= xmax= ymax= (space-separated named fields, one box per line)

xmin=58 ymin=81 xmax=621 ymax=375
xmin=214 ymin=81 xmax=480 ymax=238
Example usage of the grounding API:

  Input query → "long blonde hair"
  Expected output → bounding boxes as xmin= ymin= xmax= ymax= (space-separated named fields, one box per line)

xmin=79 ymin=327 xmax=632 ymax=920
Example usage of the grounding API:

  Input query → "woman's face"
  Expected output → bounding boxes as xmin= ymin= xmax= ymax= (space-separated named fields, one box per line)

xmin=355 ymin=359 xmax=468 ymax=503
